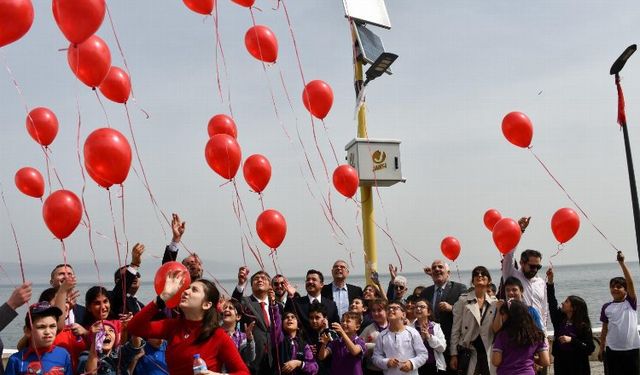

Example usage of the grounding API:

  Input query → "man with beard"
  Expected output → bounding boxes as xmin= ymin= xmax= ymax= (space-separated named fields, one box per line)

xmin=321 ymin=260 xmax=363 ymax=317
xmin=419 ymin=260 xmax=466 ymax=375
xmin=501 ymin=217 xmax=548 ymax=331
xmin=161 ymin=213 xmax=204 ymax=281
xmin=294 ymin=270 xmax=340 ymax=339
xmin=233 ymin=267 xmax=275 ymax=375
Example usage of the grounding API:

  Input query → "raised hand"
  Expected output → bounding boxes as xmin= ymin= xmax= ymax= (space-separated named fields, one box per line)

xmin=518 ymin=216 xmax=531 ymax=233
xmin=245 ymin=321 xmax=255 ymax=341
xmin=131 ymin=243 xmax=145 ymax=266
xmin=388 ymin=264 xmax=398 ymax=280
xmin=238 ymin=266 xmax=249 ymax=285
xmin=546 ymin=268 xmax=554 ymax=284
xmin=7 ymin=282 xmax=32 ymax=310
xmin=160 ymin=269 xmax=186 ymax=302
xmin=171 ymin=213 xmax=186 ymax=243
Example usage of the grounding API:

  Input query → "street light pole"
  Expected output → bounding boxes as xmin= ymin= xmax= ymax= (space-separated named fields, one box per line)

xmin=354 ymin=51 xmax=378 ymax=284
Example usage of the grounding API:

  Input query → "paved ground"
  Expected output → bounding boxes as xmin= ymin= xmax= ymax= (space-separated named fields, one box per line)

xmin=548 ymin=362 xmax=604 ymax=374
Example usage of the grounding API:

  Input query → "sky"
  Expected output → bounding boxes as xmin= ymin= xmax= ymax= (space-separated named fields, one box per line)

xmin=2 ymin=1 xmax=640 ymax=285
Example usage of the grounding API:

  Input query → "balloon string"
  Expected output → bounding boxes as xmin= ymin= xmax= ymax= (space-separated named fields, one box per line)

xmin=529 ymin=148 xmax=619 ymax=252
xmin=258 ymin=193 xmax=266 ymax=212
xmin=0 ymin=263 xmax=15 ymax=285
xmin=270 ymin=250 xmax=279 ymax=276
xmin=60 ymin=240 xmax=69 ymax=274
xmin=124 ymin=104 xmax=170 ymax=239
xmin=320 ymin=119 xmax=340 ymax=166
xmin=0 ymin=182 xmax=26 ymax=283
xmin=120 ymin=184 xmax=130 ymax=262
xmin=94 ymin=89 xmax=111 ymax=127
xmin=104 ymin=3 xmax=150 ymax=118
xmin=454 ymin=262 xmax=462 ymax=282
xmin=107 ymin=188 xmax=125 ymax=284
xmin=212 ymin=4 xmax=234 ymax=116
xmin=232 ymin=180 xmax=266 ymax=269
xmin=231 ymin=183 xmax=265 ymax=270
xmin=230 ymin=188 xmax=248 ymax=268
xmin=75 ymin=95 xmax=103 ymax=283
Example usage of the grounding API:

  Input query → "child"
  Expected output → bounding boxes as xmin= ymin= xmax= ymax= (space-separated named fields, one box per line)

xmin=491 ymin=300 xmax=549 ymax=375
xmin=598 ymin=251 xmax=640 ymax=375
xmin=308 ymin=302 xmax=331 ymax=375
xmin=359 ymin=298 xmax=389 ymax=375
xmin=77 ymin=319 xmax=143 ymax=374
xmin=131 ymin=338 xmax=168 ymax=375
xmin=546 ymin=268 xmax=594 ymax=375
xmin=5 ymin=302 xmax=72 ymax=375
xmin=372 ymin=302 xmax=428 ymax=375
xmin=221 ymin=299 xmax=256 ymax=364
xmin=492 ymin=277 xmax=543 ymax=331
xmin=349 ymin=297 xmax=370 ymax=334
xmin=270 ymin=300 xmax=318 ymax=374
xmin=413 ymin=298 xmax=446 ymax=374
xmin=318 ymin=311 xmax=367 ymax=375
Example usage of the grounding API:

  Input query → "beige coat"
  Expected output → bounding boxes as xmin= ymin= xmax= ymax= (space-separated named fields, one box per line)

xmin=450 ymin=292 xmax=498 ymax=375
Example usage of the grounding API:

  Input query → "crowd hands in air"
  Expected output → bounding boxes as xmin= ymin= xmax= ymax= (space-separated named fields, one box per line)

xmin=1 ymin=215 xmax=639 ymax=375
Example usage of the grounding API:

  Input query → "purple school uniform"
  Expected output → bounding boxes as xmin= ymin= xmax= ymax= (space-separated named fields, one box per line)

xmin=492 ymin=330 xmax=547 ymax=375
xmin=328 ymin=335 xmax=367 ymax=375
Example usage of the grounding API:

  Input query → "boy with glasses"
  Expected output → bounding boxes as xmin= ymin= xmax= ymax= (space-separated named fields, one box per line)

xmin=372 ymin=302 xmax=428 ymax=375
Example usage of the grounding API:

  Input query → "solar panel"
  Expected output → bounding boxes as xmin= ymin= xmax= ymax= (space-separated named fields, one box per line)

xmin=354 ymin=23 xmax=392 ymax=74
xmin=343 ymin=0 xmax=391 ymax=29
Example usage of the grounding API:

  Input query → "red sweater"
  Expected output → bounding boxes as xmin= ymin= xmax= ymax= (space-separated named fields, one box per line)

xmin=128 ymin=301 xmax=249 ymax=375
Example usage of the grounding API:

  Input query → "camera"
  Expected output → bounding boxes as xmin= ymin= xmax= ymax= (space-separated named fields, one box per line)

xmin=320 ymin=328 xmax=340 ymax=341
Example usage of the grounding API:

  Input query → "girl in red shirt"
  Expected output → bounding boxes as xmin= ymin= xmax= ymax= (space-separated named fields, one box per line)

xmin=128 ymin=270 xmax=249 ymax=375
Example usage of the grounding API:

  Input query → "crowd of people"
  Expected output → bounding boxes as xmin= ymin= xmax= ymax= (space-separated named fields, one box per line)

xmin=1 ymin=215 xmax=639 ymax=375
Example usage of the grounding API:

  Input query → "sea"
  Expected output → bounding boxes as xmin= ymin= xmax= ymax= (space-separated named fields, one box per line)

xmin=1 ymin=262 xmax=639 ymax=351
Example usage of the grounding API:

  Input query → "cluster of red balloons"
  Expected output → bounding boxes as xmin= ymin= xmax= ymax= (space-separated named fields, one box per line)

xmin=84 ymin=128 xmax=133 ymax=188
xmin=551 ymin=207 xmax=580 ymax=244
xmin=333 ymin=165 xmax=359 ymax=198
xmin=502 ymin=111 xmax=533 ymax=148
xmin=0 ymin=0 xmax=34 ymax=48
xmin=441 ymin=236 xmax=461 ymax=261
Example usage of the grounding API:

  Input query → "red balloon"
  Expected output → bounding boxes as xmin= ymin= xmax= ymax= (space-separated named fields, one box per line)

xmin=153 ymin=261 xmax=192 ymax=309
xmin=332 ymin=165 xmax=359 ymax=198
xmin=207 ymin=114 xmax=237 ymax=139
xmin=85 ymin=163 xmax=113 ymax=189
xmin=502 ymin=112 xmax=533 ymax=148
xmin=551 ymin=208 xmax=580 ymax=244
xmin=231 ymin=0 xmax=254 ymax=7
xmin=67 ymin=35 xmax=112 ymax=88
xmin=440 ymin=236 xmax=461 ymax=261
xmin=492 ymin=218 xmax=522 ymax=254
xmin=256 ymin=209 xmax=287 ymax=249
xmin=182 ymin=0 xmax=214 ymax=15
xmin=14 ymin=167 xmax=44 ymax=198
xmin=483 ymin=209 xmax=502 ymax=231
xmin=99 ymin=67 xmax=131 ymax=104
xmin=52 ymin=0 xmax=105 ymax=44
xmin=302 ymin=80 xmax=334 ymax=120
xmin=243 ymin=154 xmax=271 ymax=193
xmin=42 ymin=190 xmax=82 ymax=240
xmin=84 ymin=128 xmax=132 ymax=186
xmin=244 ymin=25 xmax=278 ymax=63
xmin=26 ymin=107 xmax=59 ymax=146
xmin=205 ymin=134 xmax=242 ymax=180
xmin=0 ymin=0 xmax=34 ymax=48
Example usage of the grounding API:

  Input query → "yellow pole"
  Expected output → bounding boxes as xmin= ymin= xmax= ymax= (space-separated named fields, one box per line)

xmin=355 ymin=59 xmax=377 ymax=285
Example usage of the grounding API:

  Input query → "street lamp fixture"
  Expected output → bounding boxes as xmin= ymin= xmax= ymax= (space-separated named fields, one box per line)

xmin=364 ymin=52 xmax=398 ymax=85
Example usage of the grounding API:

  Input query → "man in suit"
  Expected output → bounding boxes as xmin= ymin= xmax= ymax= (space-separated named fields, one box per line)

xmin=420 ymin=259 xmax=467 ymax=375
xmin=49 ymin=263 xmax=85 ymax=326
xmin=293 ymin=269 xmax=340 ymax=339
xmin=321 ymin=259 xmax=363 ymax=317
xmin=232 ymin=267 xmax=274 ymax=375
xmin=161 ymin=213 xmax=204 ymax=281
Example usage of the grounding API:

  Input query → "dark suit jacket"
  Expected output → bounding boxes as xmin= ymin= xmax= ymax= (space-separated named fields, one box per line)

xmin=419 ymin=280 xmax=467 ymax=347
xmin=291 ymin=295 xmax=340 ymax=340
xmin=321 ymin=283 xmax=363 ymax=306
xmin=231 ymin=288 xmax=275 ymax=373
xmin=162 ymin=245 xmax=177 ymax=264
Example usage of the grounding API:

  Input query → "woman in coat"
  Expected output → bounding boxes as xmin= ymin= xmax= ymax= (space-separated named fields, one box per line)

xmin=450 ymin=266 xmax=497 ymax=375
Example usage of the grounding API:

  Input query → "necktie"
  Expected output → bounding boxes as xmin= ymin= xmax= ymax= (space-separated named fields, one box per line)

xmin=260 ymin=302 xmax=270 ymax=328
xmin=433 ymin=287 xmax=443 ymax=320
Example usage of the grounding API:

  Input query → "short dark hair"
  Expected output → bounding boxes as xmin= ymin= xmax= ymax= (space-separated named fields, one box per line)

xmin=309 ymin=301 xmax=327 ymax=317
xmin=470 ymin=266 xmax=492 ymax=284
xmin=250 ymin=270 xmax=271 ymax=284
xmin=405 ymin=295 xmax=419 ymax=304
xmin=38 ymin=288 xmax=57 ymax=303
xmin=610 ymin=277 xmax=627 ymax=290
xmin=342 ymin=311 xmax=362 ymax=325
xmin=503 ymin=276 xmax=523 ymax=291
xmin=50 ymin=264 xmax=73 ymax=280
xmin=306 ymin=269 xmax=324 ymax=283
xmin=520 ymin=249 xmax=543 ymax=263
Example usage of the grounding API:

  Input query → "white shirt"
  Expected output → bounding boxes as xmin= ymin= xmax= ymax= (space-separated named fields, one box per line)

xmin=372 ymin=325 xmax=429 ymax=375
xmin=600 ymin=294 xmax=640 ymax=350
xmin=332 ymin=282 xmax=349 ymax=317
xmin=502 ymin=249 xmax=548 ymax=331
xmin=308 ymin=295 xmax=322 ymax=304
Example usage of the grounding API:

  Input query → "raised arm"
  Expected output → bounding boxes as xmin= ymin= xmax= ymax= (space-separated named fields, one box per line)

xmin=162 ymin=213 xmax=185 ymax=264
xmin=617 ymin=251 xmax=636 ymax=301
xmin=1 ymin=282 xmax=31 ymax=331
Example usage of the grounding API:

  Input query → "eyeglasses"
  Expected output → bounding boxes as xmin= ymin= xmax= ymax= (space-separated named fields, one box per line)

xmin=393 ymin=285 xmax=406 ymax=290
xmin=473 ymin=272 xmax=489 ymax=278
xmin=272 ymin=281 xmax=285 ymax=286
xmin=526 ymin=264 xmax=543 ymax=271
xmin=387 ymin=306 xmax=403 ymax=312
xmin=415 ymin=305 xmax=428 ymax=310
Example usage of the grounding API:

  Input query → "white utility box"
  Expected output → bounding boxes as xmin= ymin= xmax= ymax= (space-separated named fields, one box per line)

xmin=345 ymin=138 xmax=405 ymax=187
